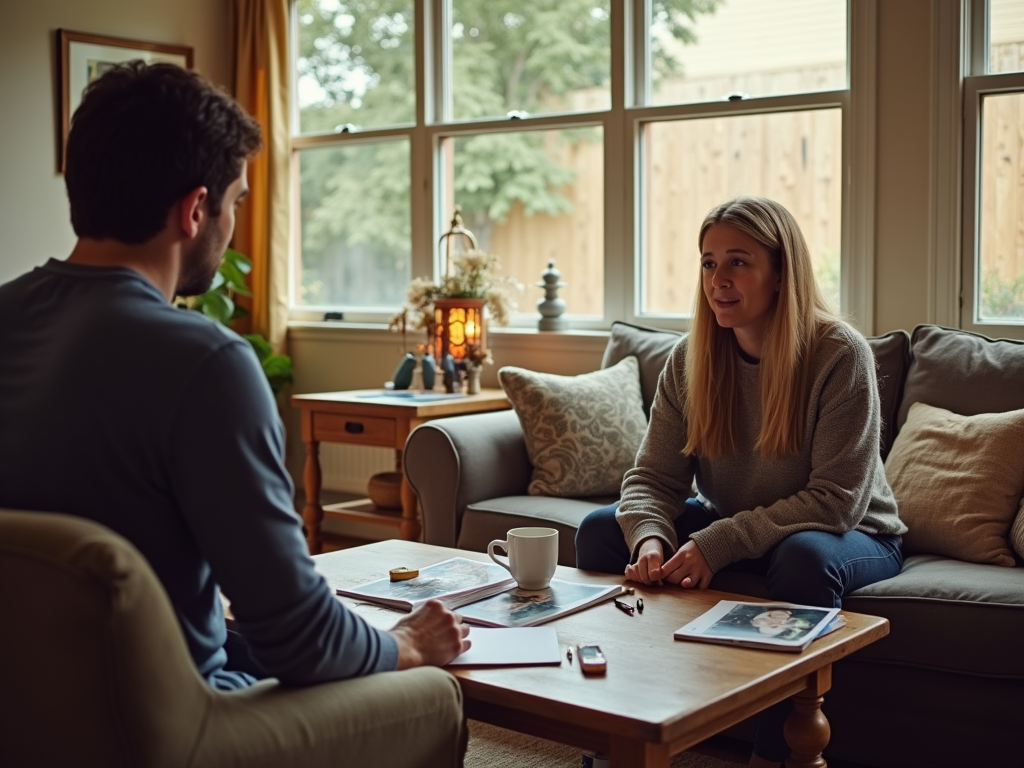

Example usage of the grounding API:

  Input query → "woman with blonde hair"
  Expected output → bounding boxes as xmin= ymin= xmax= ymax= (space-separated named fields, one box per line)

xmin=576 ymin=196 xmax=905 ymax=768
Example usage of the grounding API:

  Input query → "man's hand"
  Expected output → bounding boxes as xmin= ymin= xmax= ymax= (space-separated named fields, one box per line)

xmin=390 ymin=599 xmax=471 ymax=669
xmin=624 ymin=537 xmax=669 ymax=585
xmin=659 ymin=539 xmax=712 ymax=589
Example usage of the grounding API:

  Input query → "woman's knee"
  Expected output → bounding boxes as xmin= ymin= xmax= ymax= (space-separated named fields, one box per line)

xmin=574 ymin=504 xmax=627 ymax=572
xmin=765 ymin=532 xmax=842 ymax=607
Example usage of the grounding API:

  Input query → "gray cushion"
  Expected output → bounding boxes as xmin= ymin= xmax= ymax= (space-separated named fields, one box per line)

xmin=864 ymin=329 xmax=911 ymax=459
xmin=844 ymin=554 xmax=1024 ymax=677
xmin=898 ymin=324 xmax=1024 ymax=430
xmin=600 ymin=321 xmax=683 ymax=417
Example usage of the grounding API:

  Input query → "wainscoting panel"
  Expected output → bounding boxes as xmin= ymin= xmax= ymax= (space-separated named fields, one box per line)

xmin=319 ymin=443 xmax=396 ymax=494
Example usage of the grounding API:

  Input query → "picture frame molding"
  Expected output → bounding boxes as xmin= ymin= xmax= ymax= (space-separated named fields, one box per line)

xmin=57 ymin=28 xmax=194 ymax=172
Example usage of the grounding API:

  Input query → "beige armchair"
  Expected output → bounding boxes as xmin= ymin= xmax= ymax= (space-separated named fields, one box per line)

xmin=0 ymin=509 xmax=465 ymax=768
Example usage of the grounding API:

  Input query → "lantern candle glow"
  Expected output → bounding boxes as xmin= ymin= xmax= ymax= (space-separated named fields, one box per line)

xmin=433 ymin=298 xmax=485 ymax=362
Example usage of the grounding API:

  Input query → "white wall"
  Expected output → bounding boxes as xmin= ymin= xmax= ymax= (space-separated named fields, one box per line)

xmin=0 ymin=0 xmax=230 ymax=284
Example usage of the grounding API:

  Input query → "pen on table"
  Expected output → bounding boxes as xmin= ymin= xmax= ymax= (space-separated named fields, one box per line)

xmin=614 ymin=598 xmax=635 ymax=616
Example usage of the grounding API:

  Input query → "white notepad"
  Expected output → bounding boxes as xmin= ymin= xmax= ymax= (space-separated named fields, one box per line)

xmin=447 ymin=627 xmax=562 ymax=666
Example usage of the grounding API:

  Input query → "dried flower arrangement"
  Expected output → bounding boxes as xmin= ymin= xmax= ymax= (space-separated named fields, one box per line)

xmin=389 ymin=250 xmax=523 ymax=341
xmin=464 ymin=343 xmax=493 ymax=369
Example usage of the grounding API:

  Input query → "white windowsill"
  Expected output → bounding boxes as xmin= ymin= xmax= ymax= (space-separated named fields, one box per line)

xmin=287 ymin=321 xmax=613 ymax=356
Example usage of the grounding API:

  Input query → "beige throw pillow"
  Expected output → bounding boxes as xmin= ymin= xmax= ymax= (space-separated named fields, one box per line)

xmin=884 ymin=401 xmax=1024 ymax=566
xmin=498 ymin=356 xmax=647 ymax=497
xmin=1012 ymin=497 xmax=1024 ymax=562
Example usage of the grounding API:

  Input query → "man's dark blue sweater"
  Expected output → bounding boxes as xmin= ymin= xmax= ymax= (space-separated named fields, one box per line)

xmin=0 ymin=260 xmax=398 ymax=688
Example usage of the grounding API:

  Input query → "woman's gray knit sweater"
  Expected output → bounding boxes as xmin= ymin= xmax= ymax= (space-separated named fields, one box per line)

xmin=617 ymin=323 xmax=906 ymax=574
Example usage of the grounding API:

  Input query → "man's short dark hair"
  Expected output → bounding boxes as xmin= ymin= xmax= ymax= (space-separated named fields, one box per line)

xmin=65 ymin=61 xmax=263 ymax=244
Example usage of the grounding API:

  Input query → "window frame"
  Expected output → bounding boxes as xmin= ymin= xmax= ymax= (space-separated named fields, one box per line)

xmin=287 ymin=0 xmax=876 ymax=334
xmin=960 ymin=0 xmax=1024 ymax=336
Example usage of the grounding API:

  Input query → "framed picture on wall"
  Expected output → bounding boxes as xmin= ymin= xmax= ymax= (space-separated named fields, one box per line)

xmin=57 ymin=29 xmax=193 ymax=172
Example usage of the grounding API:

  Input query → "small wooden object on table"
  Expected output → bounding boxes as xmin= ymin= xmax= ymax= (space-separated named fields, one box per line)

xmin=320 ymin=540 xmax=890 ymax=768
xmin=292 ymin=388 xmax=511 ymax=554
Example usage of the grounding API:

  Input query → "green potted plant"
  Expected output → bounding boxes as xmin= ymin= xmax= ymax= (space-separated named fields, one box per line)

xmin=176 ymin=248 xmax=294 ymax=395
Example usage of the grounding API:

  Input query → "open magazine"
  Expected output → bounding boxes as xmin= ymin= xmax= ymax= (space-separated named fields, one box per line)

xmin=335 ymin=557 xmax=515 ymax=611
xmin=674 ymin=600 xmax=842 ymax=652
xmin=456 ymin=579 xmax=621 ymax=628
xmin=336 ymin=557 xmax=621 ymax=627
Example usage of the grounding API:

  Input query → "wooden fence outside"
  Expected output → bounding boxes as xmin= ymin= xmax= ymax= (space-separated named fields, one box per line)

xmin=488 ymin=47 xmax=1024 ymax=318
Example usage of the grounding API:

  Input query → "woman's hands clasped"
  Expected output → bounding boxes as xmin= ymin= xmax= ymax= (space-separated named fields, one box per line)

xmin=624 ymin=537 xmax=713 ymax=589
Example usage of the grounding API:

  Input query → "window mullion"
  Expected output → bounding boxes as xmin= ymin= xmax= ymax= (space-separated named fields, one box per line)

xmin=410 ymin=0 xmax=441 ymax=283
xmin=844 ymin=0 xmax=877 ymax=334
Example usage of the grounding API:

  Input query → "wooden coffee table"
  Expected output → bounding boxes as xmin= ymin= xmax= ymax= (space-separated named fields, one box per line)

xmin=316 ymin=540 xmax=889 ymax=768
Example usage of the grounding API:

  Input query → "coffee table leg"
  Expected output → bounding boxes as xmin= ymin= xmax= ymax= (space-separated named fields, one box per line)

xmin=782 ymin=691 xmax=831 ymax=768
xmin=609 ymin=738 xmax=670 ymax=768
xmin=302 ymin=439 xmax=323 ymax=554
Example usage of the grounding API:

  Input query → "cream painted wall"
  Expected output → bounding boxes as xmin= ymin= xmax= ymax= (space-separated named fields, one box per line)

xmin=873 ymin=0 xmax=934 ymax=333
xmin=0 ymin=0 xmax=230 ymax=284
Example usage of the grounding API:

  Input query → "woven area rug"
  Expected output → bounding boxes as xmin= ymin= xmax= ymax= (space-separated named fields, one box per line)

xmin=466 ymin=720 xmax=745 ymax=768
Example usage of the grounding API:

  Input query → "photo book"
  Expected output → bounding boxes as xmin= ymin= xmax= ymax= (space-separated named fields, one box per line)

xmin=335 ymin=557 xmax=516 ymax=611
xmin=673 ymin=600 xmax=842 ymax=652
xmin=336 ymin=557 xmax=621 ymax=627
xmin=456 ymin=579 xmax=622 ymax=628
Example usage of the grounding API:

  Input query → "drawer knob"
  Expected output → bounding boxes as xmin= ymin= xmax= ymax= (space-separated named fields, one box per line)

xmin=344 ymin=421 xmax=365 ymax=434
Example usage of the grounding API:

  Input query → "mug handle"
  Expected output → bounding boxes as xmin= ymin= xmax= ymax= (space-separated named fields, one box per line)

xmin=487 ymin=539 xmax=512 ymax=575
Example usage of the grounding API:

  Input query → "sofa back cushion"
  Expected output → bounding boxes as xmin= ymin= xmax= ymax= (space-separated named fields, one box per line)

xmin=600 ymin=321 xmax=911 ymax=459
xmin=600 ymin=322 xmax=683 ymax=417
xmin=864 ymin=330 xmax=912 ymax=460
xmin=898 ymin=324 xmax=1024 ymax=430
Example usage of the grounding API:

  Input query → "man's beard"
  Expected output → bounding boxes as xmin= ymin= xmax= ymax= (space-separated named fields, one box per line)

xmin=176 ymin=220 xmax=224 ymax=297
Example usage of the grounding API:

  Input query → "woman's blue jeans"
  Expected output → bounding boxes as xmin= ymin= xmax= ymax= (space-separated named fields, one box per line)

xmin=575 ymin=500 xmax=903 ymax=762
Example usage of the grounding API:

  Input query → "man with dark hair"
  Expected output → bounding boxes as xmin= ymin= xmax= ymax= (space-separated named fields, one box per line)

xmin=0 ymin=62 xmax=468 ymax=765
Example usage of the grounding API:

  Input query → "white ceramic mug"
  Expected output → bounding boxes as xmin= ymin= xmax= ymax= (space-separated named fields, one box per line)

xmin=487 ymin=527 xmax=559 ymax=590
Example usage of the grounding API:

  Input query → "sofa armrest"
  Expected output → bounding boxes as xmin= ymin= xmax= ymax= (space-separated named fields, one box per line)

xmin=404 ymin=409 xmax=531 ymax=548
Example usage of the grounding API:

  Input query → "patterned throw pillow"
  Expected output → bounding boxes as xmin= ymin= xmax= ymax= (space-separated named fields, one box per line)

xmin=885 ymin=401 xmax=1024 ymax=566
xmin=498 ymin=356 xmax=648 ymax=497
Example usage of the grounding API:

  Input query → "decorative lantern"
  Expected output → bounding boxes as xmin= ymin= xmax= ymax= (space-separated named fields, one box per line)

xmin=433 ymin=207 xmax=485 ymax=362
xmin=433 ymin=297 xmax=485 ymax=362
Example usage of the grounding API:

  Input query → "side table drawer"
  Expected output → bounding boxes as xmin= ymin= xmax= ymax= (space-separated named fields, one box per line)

xmin=313 ymin=413 xmax=397 ymax=447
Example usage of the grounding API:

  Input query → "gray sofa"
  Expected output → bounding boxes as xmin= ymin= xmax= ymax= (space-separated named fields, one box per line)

xmin=405 ymin=321 xmax=1024 ymax=768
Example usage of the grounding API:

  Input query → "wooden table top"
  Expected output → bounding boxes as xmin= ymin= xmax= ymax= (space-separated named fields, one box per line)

xmin=292 ymin=388 xmax=510 ymax=418
xmin=316 ymin=540 xmax=889 ymax=750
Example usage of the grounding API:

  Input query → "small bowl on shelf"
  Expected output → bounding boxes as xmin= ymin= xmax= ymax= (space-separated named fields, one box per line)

xmin=367 ymin=471 xmax=403 ymax=510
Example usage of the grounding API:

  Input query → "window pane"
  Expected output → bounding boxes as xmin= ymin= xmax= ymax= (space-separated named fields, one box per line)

xmin=978 ymin=92 xmax=1024 ymax=322
xmin=990 ymin=0 xmax=1024 ymax=75
xmin=295 ymin=0 xmax=415 ymax=134
xmin=642 ymin=109 xmax=842 ymax=315
xmin=650 ymin=0 xmax=846 ymax=106
xmin=294 ymin=140 xmax=411 ymax=308
xmin=444 ymin=127 xmax=604 ymax=317
xmin=450 ymin=1 xmax=610 ymax=121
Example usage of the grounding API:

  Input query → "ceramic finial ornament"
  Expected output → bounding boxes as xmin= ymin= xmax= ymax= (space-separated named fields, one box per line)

xmin=537 ymin=261 xmax=568 ymax=331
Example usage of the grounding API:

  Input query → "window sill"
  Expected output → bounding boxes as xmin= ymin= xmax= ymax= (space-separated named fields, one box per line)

xmin=287 ymin=321 xmax=612 ymax=356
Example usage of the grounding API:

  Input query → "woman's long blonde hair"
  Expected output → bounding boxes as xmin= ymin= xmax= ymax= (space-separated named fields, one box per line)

xmin=683 ymin=196 xmax=841 ymax=459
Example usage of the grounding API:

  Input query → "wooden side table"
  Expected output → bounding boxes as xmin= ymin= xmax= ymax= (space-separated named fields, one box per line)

xmin=292 ymin=388 xmax=511 ymax=554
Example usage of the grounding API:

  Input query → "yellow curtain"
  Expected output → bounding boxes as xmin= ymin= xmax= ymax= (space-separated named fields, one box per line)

xmin=229 ymin=0 xmax=290 ymax=351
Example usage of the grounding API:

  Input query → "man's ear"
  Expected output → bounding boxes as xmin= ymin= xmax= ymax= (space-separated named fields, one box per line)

xmin=178 ymin=186 xmax=209 ymax=239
